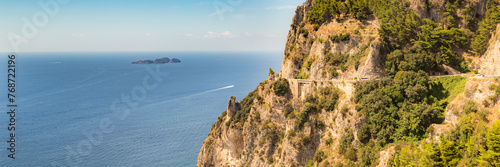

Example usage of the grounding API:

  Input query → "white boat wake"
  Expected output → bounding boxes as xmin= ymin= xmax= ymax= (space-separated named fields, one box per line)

xmin=191 ymin=85 xmax=234 ymax=96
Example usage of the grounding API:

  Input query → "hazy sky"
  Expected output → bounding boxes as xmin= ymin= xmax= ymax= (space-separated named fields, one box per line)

xmin=0 ymin=0 xmax=304 ymax=52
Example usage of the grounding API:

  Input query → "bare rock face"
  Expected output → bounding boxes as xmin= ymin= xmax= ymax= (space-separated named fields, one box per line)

xmin=198 ymin=103 xmax=245 ymax=167
xmin=478 ymin=24 xmax=500 ymax=76
xmin=408 ymin=0 xmax=447 ymax=23
xmin=443 ymin=64 xmax=462 ymax=75
xmin=356 ymin=40 xmax=384 ymax=79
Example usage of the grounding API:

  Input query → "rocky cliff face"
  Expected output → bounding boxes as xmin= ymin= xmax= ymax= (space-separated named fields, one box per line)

xmin=198 ymin=72 xmax=361 ymax=166
xmin=477 ymin=24 xmax=500 ymax=76
xmin=198 ymin=0 xmax=499 ymax=166
xmin=281 ymin=1 xmax=384 ymax=81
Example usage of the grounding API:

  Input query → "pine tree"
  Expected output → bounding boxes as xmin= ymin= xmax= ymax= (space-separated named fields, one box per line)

xmin=440 ymin=135 xmax=460 ymax=166
xmin=419 ymin=141 xmax=434 ymax=167
xmin=480 ymin=120 xmax=500 ymax=167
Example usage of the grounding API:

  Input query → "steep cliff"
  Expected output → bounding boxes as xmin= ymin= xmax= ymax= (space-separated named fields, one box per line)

xmin=198 ymin=0 xmax=500 ymax=166
xmin=198 ymin=72 xmax=362 ymax=166
xmin=281 ymin=0 xmax=383 ymax=81
xmin=477 ymin=24 xmax=500 ymax=76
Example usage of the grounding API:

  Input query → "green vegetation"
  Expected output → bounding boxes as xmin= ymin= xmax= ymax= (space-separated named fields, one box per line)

xmin=325 ymin=52 xmax=349 ymax=67
xmin=329 ymin=33 xmax=350 ymax=43
xmin=307 ymin=0 xmax=369 ymax=25
xmin=306 ymin=159 xmax=314 ymax=167
xmin=299 ymin=27 xmax=309 ymax=38
xmin=351 ymin=71 xmax=471 ymax=166
xmin=354 ymin=60 xmax=360 ymax=71
xmin=269 ymin=68 xmax=275 ymax=75
xmin=313 ymin=150 xmax=326 ymax=163
xmin=390 ymin=110 xmax=499 ymax=166
xmin=338 ymin=127 xmax=355 ymax=154
xmin=272 ymin=78 xmax=290 ymax=96
xmin=305 ymin=58 xmax=314 ymax=70
xmin=429 ymin=76 xmax=468 ymax=103
xmin=356 ymin=71 xmax=444 ymax=145
xmin=340 ymin=104 xmax=349 ymax=116
xmin=325 ymin=52 xmax=349 ymax=77
xmin=314 ymin=24 xmax=320 ymax=31
xmin=317 ymin=86 xmax=341 ymax=112
xmin=480 ymin=120 xmax=500 ymax=166
xmin=370 ymin=0 xmax=481 ymax=74
xmin=314 ymin=120 xmax=325 ymax=129
xmin=294 ymin=86 xmax=341 ymax=128
xmin=489 ymin=83 xmax=500 ymax=95
xmin=294 ymin=69 xmax=310 ymax=79
xmin=218 ymin=0 xmax=500 ymax=165
xmin=329 ymin=67 xmax=339 ymax=77
xmin=462 ymin=100 xmax=478 ymax=114
xmin=305 ymin=0 xmax=500 ymax=76
xmin=472 ymin=0 xmax=500 ymax=56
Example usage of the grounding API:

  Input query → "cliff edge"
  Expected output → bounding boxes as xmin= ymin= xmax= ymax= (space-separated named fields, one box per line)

xmin=198 ymin=0 xmax=500 ymax=166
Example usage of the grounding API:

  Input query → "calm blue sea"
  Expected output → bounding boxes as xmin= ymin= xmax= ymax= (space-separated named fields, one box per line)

xmin=0 ymin=52 xmax=282 ymax=166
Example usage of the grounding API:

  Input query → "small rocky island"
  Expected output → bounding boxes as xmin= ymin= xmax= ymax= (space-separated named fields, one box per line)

xmin=132 ymin=57 xmax=181 ymax=64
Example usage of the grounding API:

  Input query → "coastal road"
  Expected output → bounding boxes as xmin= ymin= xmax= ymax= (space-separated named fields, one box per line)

xmin=288 ymin=73 xmax=499 ymax=85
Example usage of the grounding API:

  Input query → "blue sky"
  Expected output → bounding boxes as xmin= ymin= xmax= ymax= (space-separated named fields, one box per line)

xmin=0 ymin=0 xmax=304 ymax=52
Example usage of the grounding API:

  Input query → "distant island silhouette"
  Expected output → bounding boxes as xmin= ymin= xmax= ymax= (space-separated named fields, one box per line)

xmin=132 ymin=57 xmax=181 ymax=64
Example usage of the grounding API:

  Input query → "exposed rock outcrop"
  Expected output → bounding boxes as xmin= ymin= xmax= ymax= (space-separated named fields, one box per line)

xmin=478 ymin=24 xmax=500 ymax=76
xmin=227 ymin=96 xmax=238 ymax=118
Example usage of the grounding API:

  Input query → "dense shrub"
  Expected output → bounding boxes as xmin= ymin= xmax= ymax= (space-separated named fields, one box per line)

xmin=329 ymin=33 xmax=351 ymax=43
xmin=325 ymin=52 xmax=349 ymax=66
xmin=340 ymin=104 xmax=349 ymax=116
xmin=354 ymin=60 xmax=360 ymax=71
xmin=307 ymin=0 xmax=369 ymax=25
xmin=305 ymin=58 xmax=314 ymax=70
xmin=313 ymin=150 xmax=325 ymax=162
xmin=284 ymin=103 xmax=294 ymax=119
xmin=481 ymin=120 xmax=500 ymax=166
xmin=299 ymin=27 xmax=309 ymax=38
xmin=314 ymin=24 xmax=320 ymax=31
xmin=462 ymin=100 xmax=478 ymax=114
xmin=338 ymin=127 xmax=355 ymax=154
xmin=355 ymin=71 xmax=443 ymax=145
xmin=345 ymin=147 xmax=358 ymax=162
xmin=318 ymin=86 xmax=341 ymax=112
xmin=358 ymin=123 xmax=371 ymax=143
xmin=295 ymin=103 xmax=319 ymax=127
xmin=303 ymin=102 xmax=319 ymax=114
xmin=273 ymin=78 xmax=290 ymax=96
xmin=296 ymin=110 xmax=309 ymax=127
xmin=489 ymin=84 xmax=500 ymax=95
xmin=314 ymin=120 xmax=325 ymax=129
xmin=330 ymin=67 xmax=339 ymax=77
